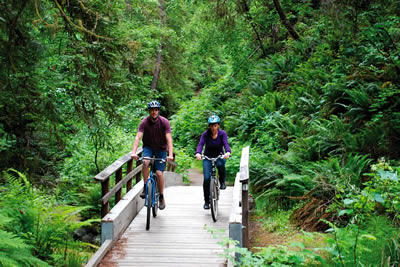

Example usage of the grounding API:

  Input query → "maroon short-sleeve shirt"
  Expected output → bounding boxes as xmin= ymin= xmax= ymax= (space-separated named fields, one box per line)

xmin=138 ymin=116 xmax=171 ymax=151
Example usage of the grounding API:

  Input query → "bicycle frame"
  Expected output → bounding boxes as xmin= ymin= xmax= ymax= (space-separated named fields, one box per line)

xmin=142 ymin=157 xmax=164 ymax=208
xmin=203 ymin=155 xmax=224 ymax=182
xmin=202 ymin=155 xmax=223 ymax=222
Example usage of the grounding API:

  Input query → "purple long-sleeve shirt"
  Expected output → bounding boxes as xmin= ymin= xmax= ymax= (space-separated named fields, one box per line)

xmin=196 ymin=129 xmax=231 ymax=157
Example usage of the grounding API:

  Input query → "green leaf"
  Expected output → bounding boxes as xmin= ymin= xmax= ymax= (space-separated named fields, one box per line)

xmin=374 ymin=193 xmax=384 ymax=203
xmin=360 ymin=234 xmax=377 ymax=241
xmin=338 ymin=209 xmax=353 ymax=216
xmin=378 ymin=170 xmax=398 ymax=181
xmin=343 ymin=198 xmax=355 ymax=205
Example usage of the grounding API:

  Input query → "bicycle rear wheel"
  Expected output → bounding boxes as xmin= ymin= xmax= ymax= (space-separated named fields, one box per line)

xmin=152 ymin=182 xmax=159 ymax=217
xmin=210 ymin=178 xmax=218 ymax=222
xmin=146 ymin=180 xmax=153 ymax=230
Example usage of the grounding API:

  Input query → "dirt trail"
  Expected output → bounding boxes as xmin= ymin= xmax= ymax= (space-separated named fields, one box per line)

xmin=187 ymin=167 xmax=203 ymax=185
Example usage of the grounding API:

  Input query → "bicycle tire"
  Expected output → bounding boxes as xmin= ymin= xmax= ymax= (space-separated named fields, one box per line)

xmin=152 ymin=182 xmax=159 ymax=218
xmin=210 ymin=178 xmax=218 ymax=222
xmin=146 ymin=180 xmax=153 ymax=230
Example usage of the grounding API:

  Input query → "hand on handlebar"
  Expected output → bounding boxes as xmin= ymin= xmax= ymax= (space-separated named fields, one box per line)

xmin=131 ymin=152 xmax=138 ymax=160
xmin=195 ymin=153 xmax=202 ymax=161
xmin=223 ymin=152 xmax=231 ymax=159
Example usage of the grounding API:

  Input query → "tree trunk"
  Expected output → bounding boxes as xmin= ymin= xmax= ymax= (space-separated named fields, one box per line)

xmin=272 ymin=0 xmax=300 ymax=40
xmin=240 ymin=0 xmax=267 ymax=57
xmin=151 ymin=43 xmax=163 ymax=90
xmin=150 ymin=0 xmax=166 ymax=90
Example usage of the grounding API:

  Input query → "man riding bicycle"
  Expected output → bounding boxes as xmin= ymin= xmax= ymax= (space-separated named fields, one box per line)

xmin=195 ymin=115 xmax=231 ymax=210
xmin=131 ymin=100 xmax=174 ymax=210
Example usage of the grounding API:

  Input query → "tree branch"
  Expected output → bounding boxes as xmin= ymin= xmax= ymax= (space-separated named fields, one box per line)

xmin=240 ymin=0 xmax=267 ymax=57
xmin=272 ymin=0 xmax=300 ymax=40
xmin=7 ymin=0 xmax=29 ymax=73
xmin=53 ymin=0 xmax=112 ymax=41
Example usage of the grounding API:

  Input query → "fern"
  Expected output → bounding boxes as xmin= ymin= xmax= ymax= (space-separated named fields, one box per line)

xmin=0 ymin=229 xmax=50 ymax=267
xmin=0 ymin=169 xmax=97 ymax=265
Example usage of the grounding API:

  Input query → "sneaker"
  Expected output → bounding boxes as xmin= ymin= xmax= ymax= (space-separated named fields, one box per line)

xmin=140 ymin=187 xmax=145 ymax=199
xmin=159 ymin=195 xmax=166 ymax=210
xmin=203 ymin=203 xmax=210 ymax=210
xmin=220 ymin=183 xmax=227 ymax=190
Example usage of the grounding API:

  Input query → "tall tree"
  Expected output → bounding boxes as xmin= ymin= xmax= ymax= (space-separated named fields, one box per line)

xmin=272 ymin=0 xmax=300 ymax=40
xmin=151 ymin=0 xmax=166 ymax=91
xmin=237 ymin=0 xmax=267 ymax=57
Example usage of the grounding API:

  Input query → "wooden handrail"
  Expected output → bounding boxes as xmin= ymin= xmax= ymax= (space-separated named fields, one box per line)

xmin=94 ymin=148 xmax=143 ymax=182
xmin=239 ymin=146 xmax=249 ymax=182
xmin=93 ymin=147 xmax=177 ymax=218
xmin=101 ymin=164 xmax=142 ymax=205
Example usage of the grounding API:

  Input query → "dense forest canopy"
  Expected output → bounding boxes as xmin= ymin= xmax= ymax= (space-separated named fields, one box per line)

xmin=1 ymin=0 xmax=400 ymax=266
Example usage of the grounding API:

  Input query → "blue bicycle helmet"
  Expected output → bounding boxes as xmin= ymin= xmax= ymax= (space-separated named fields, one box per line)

xmin=208 ymin=115 xmax=221 ymax=124
xmin=147 ymin=100 xmax=161 ymax=109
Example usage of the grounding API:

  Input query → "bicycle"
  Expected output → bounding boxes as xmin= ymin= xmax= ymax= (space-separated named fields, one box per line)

xmin=202 ymin=155 xmax=224 ymax=222
xmin=140 ymin=157 xmax=165 ymax=230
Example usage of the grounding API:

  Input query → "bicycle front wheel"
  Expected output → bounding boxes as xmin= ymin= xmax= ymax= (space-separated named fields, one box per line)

xmin=152 ymin=182 xmax=159 ymax=218
xmin=210 ymin=178 xmax=218 ymax=222
xmin=146 ymin=180 xmax=153 ymax=230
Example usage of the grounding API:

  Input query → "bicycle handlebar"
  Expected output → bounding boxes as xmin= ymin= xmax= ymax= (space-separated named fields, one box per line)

xmin=202 ymin=154 xmax=224 ymax=161
xmin=139 ymin=157 xmax=166 ymax=163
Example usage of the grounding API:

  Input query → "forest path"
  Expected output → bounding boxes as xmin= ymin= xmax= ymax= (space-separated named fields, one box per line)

xmin=187 ymin=167 xmax=203 ymax=185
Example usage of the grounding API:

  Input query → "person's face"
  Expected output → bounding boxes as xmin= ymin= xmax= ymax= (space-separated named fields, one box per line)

xmin=209 ymin=123 xmax=219 ymax=133
xmin=149 ymin=108 xmax=160 ymax=120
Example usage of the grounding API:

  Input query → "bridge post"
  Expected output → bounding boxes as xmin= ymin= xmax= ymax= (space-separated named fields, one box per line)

xmin=115 ymin=168 xmax=122 ymax=204
xmin=240 ymin=146 xmax=250 ymax=249
xmin=101 ymin=178 xmax=110 ymax=218
xmin=241 ymin=179 xmax=249 ymax=249
xmin=135 ymin=159 xmax=141 ymax=184
xmin=126 ymin=159 xmax=133 ymax=191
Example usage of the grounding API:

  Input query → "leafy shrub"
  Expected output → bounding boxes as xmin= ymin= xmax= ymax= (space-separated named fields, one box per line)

xmin=234 ymin=245 xmax=324 ymax=267
xmin=324 ymin=216 xmax=400 ymax=266
xmin=0 ymin=169 xmax=96 ymax=266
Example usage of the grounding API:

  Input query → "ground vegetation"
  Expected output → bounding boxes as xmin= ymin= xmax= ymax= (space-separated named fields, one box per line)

xmin=1 ymin=0 xmax=400 ymax=265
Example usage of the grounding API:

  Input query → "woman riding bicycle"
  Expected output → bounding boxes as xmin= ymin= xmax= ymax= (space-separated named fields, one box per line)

xmin=195 ymin=115 xmax=231 ymax=210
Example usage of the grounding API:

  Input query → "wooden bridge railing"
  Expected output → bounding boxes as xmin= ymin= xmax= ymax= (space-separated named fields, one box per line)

xmin=87 ymin=148 xmax=177 ymax=267
xmin=229 ymin=146 xmax=250 ymax=264
xmin=93 ymin=147 xmax=177 ymax=218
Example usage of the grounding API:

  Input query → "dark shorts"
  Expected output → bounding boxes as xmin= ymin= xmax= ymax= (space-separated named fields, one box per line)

xmin=143 ymin=146 xmax=167 ymax=172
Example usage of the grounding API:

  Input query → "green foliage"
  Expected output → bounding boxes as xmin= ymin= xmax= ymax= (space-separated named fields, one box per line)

xmin=337 ymin=159 xmax=400 ymax=222
xmin=235 ymin=245 xmax=324 ymax=267
xmin=0 ymin=228 xmax=50 ymax=267
xmin=207 ymin=226 xmax=324 ymax=267
xmin=1 ymin=0 xmax=400 ymax=265
xmin=324 ymin=216 xmax=400 ymax=266
xmin=0 ymin=169 xmax=96 ymax=265
xmin=255 ymin=207 xmax=295 ymax=234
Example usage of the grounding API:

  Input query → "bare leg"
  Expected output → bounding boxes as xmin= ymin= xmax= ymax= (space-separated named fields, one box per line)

xmin=156 ymin=170 xmax=164 ymax=194
xmin=142 ymin=159 xmax=150 ymax=185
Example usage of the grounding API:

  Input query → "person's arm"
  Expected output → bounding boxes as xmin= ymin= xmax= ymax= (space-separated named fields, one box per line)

xmin=166 ymin=132 xmax=173 ymax=161
xmin=131 ymin=131 xmax=143 ymax=160
xmin=222 ymin=131 xmax=231 ymax=159
xmin=195 ymin=132 xmax=206 ymax=160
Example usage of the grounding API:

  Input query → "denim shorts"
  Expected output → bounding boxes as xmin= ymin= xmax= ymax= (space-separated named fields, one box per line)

xmin=142 ymin=146 xmax=167 ymax=172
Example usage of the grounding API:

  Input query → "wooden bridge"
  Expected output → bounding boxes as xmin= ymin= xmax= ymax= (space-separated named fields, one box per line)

xmin=86 ymin=147 xmax=250 ymax=267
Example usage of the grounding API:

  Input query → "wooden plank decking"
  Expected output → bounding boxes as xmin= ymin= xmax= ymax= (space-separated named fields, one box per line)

xmin=99 ymin=185 xmax=233 ymax=267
